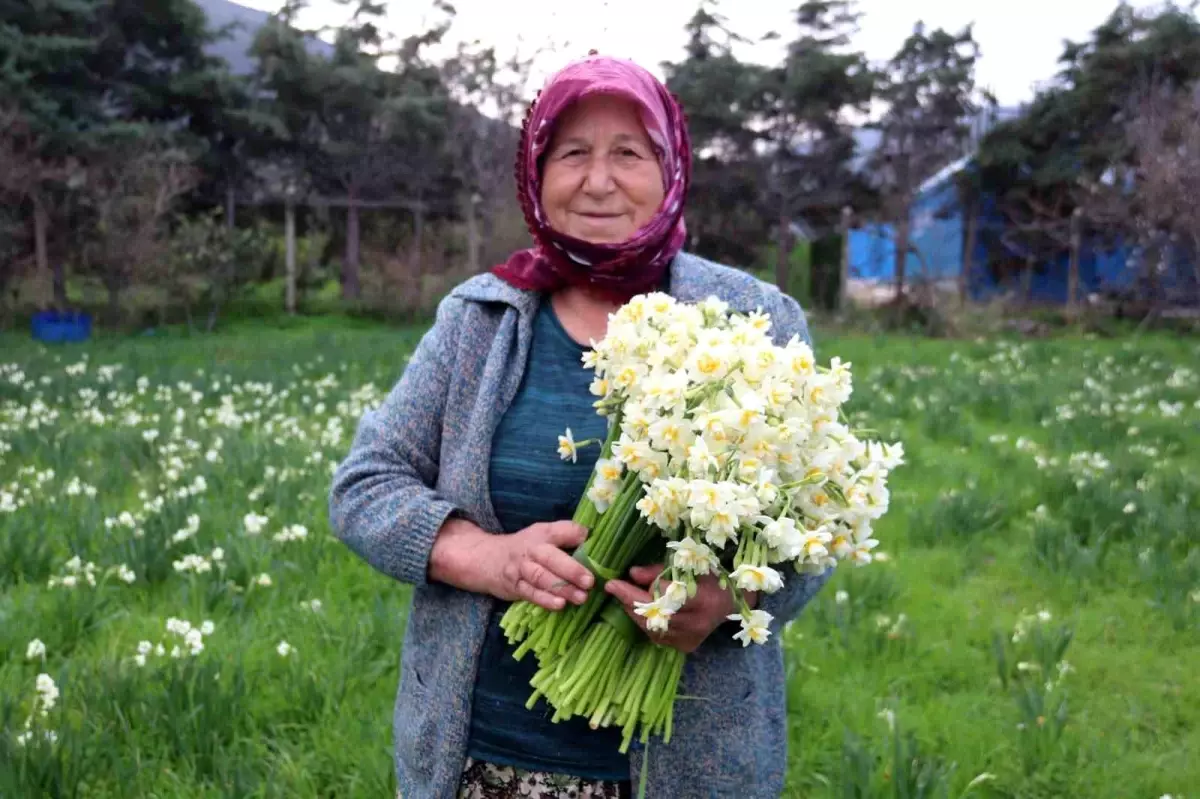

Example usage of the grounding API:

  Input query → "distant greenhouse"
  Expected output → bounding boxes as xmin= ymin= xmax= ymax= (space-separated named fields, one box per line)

xmin=848 ymin=157 xmax=1197 ymax=305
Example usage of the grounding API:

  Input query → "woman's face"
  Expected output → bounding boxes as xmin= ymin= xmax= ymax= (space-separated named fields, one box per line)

xmin=540 ymin=94 xmax=666 ymax=245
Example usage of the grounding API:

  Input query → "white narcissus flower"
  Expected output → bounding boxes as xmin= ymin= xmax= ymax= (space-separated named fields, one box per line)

xmin=557 ymin=428 xmax=578 ymax=463
xmin=26 ymin=639 xmax=46 ymax=660
xmin=661 ymin=581 xmax=689 ymax=612
xmin=243 ymin=512 xmax=269 ymax=536
xmin=276 ymin=641 xmax=294 ymax=657
xmin=586 ymin=479 xmax=619 ymax=513
xmin=593 ymin=458 xmax=624 ymax=484
xmin=666 ymin=537 xmax=719 ymax=575
xmin=35 ymin=673 xmax=59 ymax=714
xmin=633 ymin=597 xmax=676 ymax=633
xmin=727 ymin=609 xmax=774 ymax=647
xmin=730 ymin=564 xmax=784 ymax=594
xmin=849 ymin=536 xmax=879 ymax=565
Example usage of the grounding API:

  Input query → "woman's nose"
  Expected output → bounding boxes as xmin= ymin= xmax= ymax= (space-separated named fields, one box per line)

xmin=581 ymin=155 xmax=616 ymax=196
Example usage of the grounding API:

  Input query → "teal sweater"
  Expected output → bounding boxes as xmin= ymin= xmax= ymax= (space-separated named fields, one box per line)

xmin=467 ymin=301 xmax=627 ymax=778
xmin=328 ymin=253 xmax=831 ymax=799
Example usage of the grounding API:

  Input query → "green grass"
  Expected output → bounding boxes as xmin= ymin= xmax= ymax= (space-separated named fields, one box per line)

xmin=1 ymin=319 xmax=1197 ymax=798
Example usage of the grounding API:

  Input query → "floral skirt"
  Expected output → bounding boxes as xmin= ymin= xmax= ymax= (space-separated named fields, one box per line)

xmin=456 ymin=756 xmax=631 ymax=799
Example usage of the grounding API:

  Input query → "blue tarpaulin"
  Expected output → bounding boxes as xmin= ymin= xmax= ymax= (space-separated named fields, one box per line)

xmin=848 ymin=162 xmax=1197 ymax=304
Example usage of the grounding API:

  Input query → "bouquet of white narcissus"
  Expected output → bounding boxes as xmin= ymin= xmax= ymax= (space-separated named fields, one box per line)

xmin=500 ymin=291 xmax=903 ymax=751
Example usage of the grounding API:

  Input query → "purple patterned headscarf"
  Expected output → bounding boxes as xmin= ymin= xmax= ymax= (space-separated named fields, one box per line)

xmin=491 ymin=54 xmax=691 ymax=302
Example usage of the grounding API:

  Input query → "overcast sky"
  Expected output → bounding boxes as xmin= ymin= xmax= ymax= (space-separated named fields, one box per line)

xmin=238 ymin=0 xmax=1171 ymax=108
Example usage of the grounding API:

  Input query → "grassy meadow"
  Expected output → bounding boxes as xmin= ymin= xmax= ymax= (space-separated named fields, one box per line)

xmin=1 ymin=317 xmax=1197 ymax=798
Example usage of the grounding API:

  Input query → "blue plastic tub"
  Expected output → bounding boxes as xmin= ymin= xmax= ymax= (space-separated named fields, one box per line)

xmin=31 ymin=311 xmax=93 ymax=343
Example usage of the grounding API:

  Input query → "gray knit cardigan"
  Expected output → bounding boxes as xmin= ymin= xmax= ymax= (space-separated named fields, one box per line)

xmin=329 ymin=252 xmax=832 ymax=799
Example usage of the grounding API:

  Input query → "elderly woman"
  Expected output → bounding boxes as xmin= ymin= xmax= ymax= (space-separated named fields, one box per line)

xmin=329 ymin=54 xmax=830 ymax=799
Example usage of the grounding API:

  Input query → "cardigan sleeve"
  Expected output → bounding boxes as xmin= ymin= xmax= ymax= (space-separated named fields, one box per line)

xmin=327 ymin=294 xmax=464 ymax=586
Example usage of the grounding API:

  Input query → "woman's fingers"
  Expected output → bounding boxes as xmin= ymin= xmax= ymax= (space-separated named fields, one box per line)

xmin=514 ymin=578 xmax=567 ymax=611
xmin=532 ymin=543 xmax=594 ymax=592
xmin=604 ymin=578 xmax=652 ymax=607
xmin=519 ymin=557 xmax=588 ymax=605
xmin=626 ymin=564 xmax=666 ymax=587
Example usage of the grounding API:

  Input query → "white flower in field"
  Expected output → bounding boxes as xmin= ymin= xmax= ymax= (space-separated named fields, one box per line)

xmin=666 ymin=537 xmax=719 ymax=576
xmin=26 ymin=639 xmax=46 ymax=660
xmin=200 ymin=620 xmax=215 ymax=636
xmin=273 ymin=524 xmax=309 ymax=543
xmin=137 ymin=641 xmax=153 ymax=656
xmin=210 ymin=547 xmax=224 ymax=563
xmin=184 ymin=629 xmax=205 ymax=655
xmin=556 ymin=428 xmax=578 ymax=463
xmin=633 ymin=597 xmax=676 ymax=633
xmin=113 ymin=564 xmax=136 ymax=584
xmin=1190 ymin=588 xmax=1200 ymax=604
xmin=730 ymin=564 xmax=784 ymax=594
xmin=276 ymin=640 xmax=295 ymax=657
xmin=300 ymin=599 xmax=323 ymax=613
xmin=142 ymin=428 xmax=160 ymax=443
xmin=172 ymin=554 xmax=211 ymax=574
xmin=35 ymin=674 xmax=59 ymax=714
xmin=835 ymin=590 xmax=849 ymax=605
xmin=171 ymin=514 xmax=201 ymax=545
xmin=727 ymin=609 xmax=773 ymax=647
xmin=243 ymin=512 xmax=269 ymax=536
xmin=254 ymin=573 xmax=273 ymax=588
xmin=1123 ymin=502 xmax=1137 ymax=514
xmin=166 ymin=618 xmax=191 ymax=636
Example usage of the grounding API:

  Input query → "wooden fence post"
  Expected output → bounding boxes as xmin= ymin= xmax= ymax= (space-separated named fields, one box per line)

xmin=839 ymin=206 xmax=852 ymax=311
xmin=1067 ymin=208 xmax=1083 ymax=316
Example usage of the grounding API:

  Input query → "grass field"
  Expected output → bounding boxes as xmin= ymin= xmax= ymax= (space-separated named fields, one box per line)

xmin=2 ymin=318 xmax=1197 ymax=798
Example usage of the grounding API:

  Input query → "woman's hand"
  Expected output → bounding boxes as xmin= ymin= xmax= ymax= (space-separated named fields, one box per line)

xmin=428 ymin=518 xmax=595 ymax=610
xmin=605 ymin=565 xmax=756 ymax=654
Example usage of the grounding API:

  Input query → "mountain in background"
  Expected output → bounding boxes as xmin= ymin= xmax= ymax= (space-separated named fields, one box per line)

xmin=195 ymin=0 xmax=332 ymax=75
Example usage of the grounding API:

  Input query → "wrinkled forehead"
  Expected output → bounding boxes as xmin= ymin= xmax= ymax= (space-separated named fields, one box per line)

xmin=546 ymin=93 xmax=662 ymax=150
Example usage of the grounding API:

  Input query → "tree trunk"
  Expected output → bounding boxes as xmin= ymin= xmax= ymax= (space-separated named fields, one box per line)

xmin=225 ymin=184 xmax=236 ymax=230
xmin=961 ymin=198 xmax=979 ymax=307
xmin=285 ymin=200 xmax=297 ymax=315
xmin=342 ymin=194 xmax=361 ymax=301
xmin=411 ymin=204 xmax=425 ymax=276
xmin=465 ymin=194 xmax=480 ymax=274
xmin=32 ymin=194 xmax=63 ymax=308
xmin=774 ymin=202 xmax=791 ymax=294
xmin=1067 ymin=208 xmax=1082 ymax=315
xmin=1023 ymin=255 xmax=1035 ymax=307
xmin=838 ymin=206 xmax=852 ymax=311
xmin=105 ymin=277 xmax=121 ymax=326
xmin=894 ymin=215 xmax=910 ymax=302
